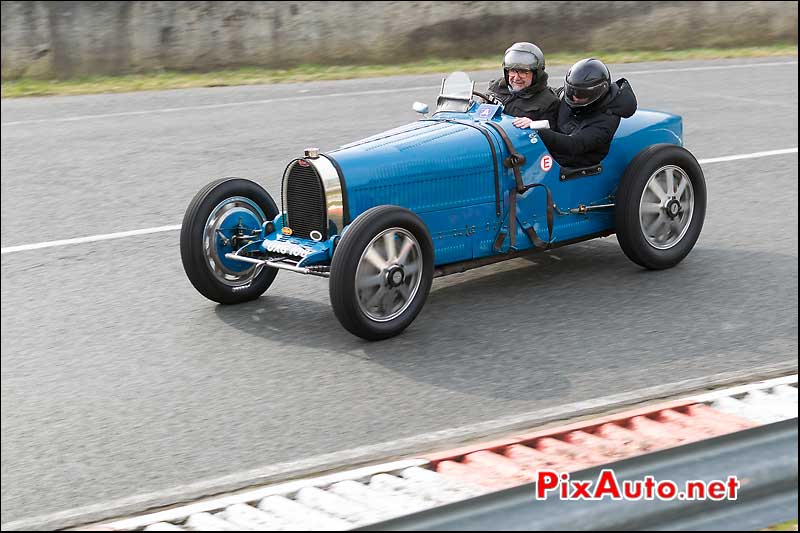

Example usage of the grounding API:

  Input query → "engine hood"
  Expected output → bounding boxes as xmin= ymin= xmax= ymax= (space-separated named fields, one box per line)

xmin=325 ymin=119 xmax=500 ymax=220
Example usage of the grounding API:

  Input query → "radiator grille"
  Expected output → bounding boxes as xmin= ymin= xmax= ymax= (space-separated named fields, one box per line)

xmin=282 ymin=160 xmax=326 ymax=240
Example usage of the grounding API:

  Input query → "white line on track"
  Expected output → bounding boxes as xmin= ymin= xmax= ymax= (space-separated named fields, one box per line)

xmin=1 ymin=147 xmax=796 ymax=255
xmin=620 ymin=60 xmax=798 ymax=75
xmin=1 ymin=225 xmax=182 ymax=254
xmin=696 ymin=147 xmax=797 ymax=165
xmin=2 ymin=61 xmax=795 ymax=126
xmin=1 ymin=87 xmax=433 ymax=126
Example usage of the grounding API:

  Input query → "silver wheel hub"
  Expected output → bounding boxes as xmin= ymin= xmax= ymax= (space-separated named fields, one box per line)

xmin=638 ymin=165 xmax=695 ymax=250
xmin=203 ymin=197 xmax=267 ymax=287
xmin=386 ymin=266 xmax=405 ymax=288
xmin=666 ymin=199 xmax=682 ymax=219
xmin=355 ymin=228 xmax=423 ymax=323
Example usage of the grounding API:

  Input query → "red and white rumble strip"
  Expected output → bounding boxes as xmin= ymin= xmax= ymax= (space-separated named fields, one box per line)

xmin=75 ymin=375 xmax=797 ymax=531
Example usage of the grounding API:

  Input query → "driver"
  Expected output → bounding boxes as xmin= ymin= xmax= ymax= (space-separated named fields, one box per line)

xmin=487 ymin=42 xmax=559 ymax=129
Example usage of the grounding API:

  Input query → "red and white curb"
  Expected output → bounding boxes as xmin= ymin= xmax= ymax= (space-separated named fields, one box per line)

xmin=75 ymin=375 xmax=797 ymax=531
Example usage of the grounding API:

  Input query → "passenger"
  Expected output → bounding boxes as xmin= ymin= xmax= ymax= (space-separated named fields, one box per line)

xmin=535 ymin=58 xmax=638 ymax=168
xmin=487 ymin=42 xmax=560 ymax=128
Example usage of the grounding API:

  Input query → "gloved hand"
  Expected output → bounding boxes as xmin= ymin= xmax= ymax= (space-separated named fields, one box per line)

xmin=512 ymin=117 xmax=550 ymax=129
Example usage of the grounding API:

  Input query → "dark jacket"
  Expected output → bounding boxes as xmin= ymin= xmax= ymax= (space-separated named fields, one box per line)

xmin=488 ymin=71 xmax=560 ymax=125
xmin=537 ymin=79 xmax=638 ymax=168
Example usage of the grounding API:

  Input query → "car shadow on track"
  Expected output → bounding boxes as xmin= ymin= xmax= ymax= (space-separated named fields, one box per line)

xmin=214 ymin=239 xmax=798 ymax=401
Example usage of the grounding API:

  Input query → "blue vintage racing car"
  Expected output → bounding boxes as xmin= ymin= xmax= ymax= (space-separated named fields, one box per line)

xmin=180 ymin=72 xmax=706 ymax=340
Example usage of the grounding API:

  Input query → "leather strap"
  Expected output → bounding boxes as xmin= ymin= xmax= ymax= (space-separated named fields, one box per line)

xmin=509 ymin=188 xmax=516 ymax=249
xmin=484 ymin=121 xmax=554 ymax=248
xmin=484 ymin=121 xmax=527 ymax=193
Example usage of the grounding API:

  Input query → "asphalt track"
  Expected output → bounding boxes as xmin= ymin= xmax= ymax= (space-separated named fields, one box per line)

xmin=1 ymin=57 xmax=797 ymax=525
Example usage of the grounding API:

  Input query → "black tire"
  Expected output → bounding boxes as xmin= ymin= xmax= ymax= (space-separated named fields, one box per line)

xmin=615 ymin=144 xmax=707 ymax=270
xmin=329 ymin=206 xmax=434 ymax=341
xmin=180 ymin=177 xmax=279 ymax=304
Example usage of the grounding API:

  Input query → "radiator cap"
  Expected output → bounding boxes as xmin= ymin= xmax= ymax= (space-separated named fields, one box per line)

xmin=304 ymin=147 xmax=320 ymax=159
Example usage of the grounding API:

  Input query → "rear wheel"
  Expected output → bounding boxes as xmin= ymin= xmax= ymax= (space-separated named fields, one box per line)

xmin=329 ymin=206 xmax=434 ymax=340
xmin=180 ymin=178 xmax=278 ymax=304
xmin=615 ymin=145 xmax=707 ymax=269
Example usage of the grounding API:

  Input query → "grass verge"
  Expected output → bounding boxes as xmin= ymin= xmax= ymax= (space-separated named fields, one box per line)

xmin=2 ymin=44 xmax=796 ymax=98
xmin=763 ymin=520 xmax=798 ymax=532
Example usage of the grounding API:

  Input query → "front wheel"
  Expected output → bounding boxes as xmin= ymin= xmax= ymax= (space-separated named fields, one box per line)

xmin=615 ymin=144 xmax=707 ymax=270
xmin=329 ymin=206 xmax=434 ymax=341
xmin=180 ymin=177 xmax=279 ymax=304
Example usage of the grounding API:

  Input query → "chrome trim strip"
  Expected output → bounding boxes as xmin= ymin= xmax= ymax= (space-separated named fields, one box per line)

xmin=308 ymin=156 xmax=345 ymax=235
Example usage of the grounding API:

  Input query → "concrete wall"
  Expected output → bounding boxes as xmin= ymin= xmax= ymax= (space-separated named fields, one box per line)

xmin=1 ymin=1 xmax=797 ymax=80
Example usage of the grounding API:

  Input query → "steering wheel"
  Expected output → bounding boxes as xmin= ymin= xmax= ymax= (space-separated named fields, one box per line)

xmin=472 ymin=90 xmax=502 ymax=105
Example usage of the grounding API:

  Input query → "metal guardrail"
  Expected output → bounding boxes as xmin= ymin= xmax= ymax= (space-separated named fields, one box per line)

xmin=362 ymin=419 xmax=798 ymax=531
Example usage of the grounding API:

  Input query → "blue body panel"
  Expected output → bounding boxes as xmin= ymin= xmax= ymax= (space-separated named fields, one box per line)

xmin=330 ymin=119 xmax=500 ymax=264
xmin=280 ymin=104 xmax=683 ymax=267
xmin=257 ymin=213 xmax=335 ymax=267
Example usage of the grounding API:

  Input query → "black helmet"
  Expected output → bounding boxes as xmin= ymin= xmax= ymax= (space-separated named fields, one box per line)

xmin=503 ymin=42 xmax=545 ymax=84
xmin=564 ymin=58 xmax=611 ymax=108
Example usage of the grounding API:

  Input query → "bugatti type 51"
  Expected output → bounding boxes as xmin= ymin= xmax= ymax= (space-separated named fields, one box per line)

xmin=180 ymin=72 xmax=706 ymax=340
